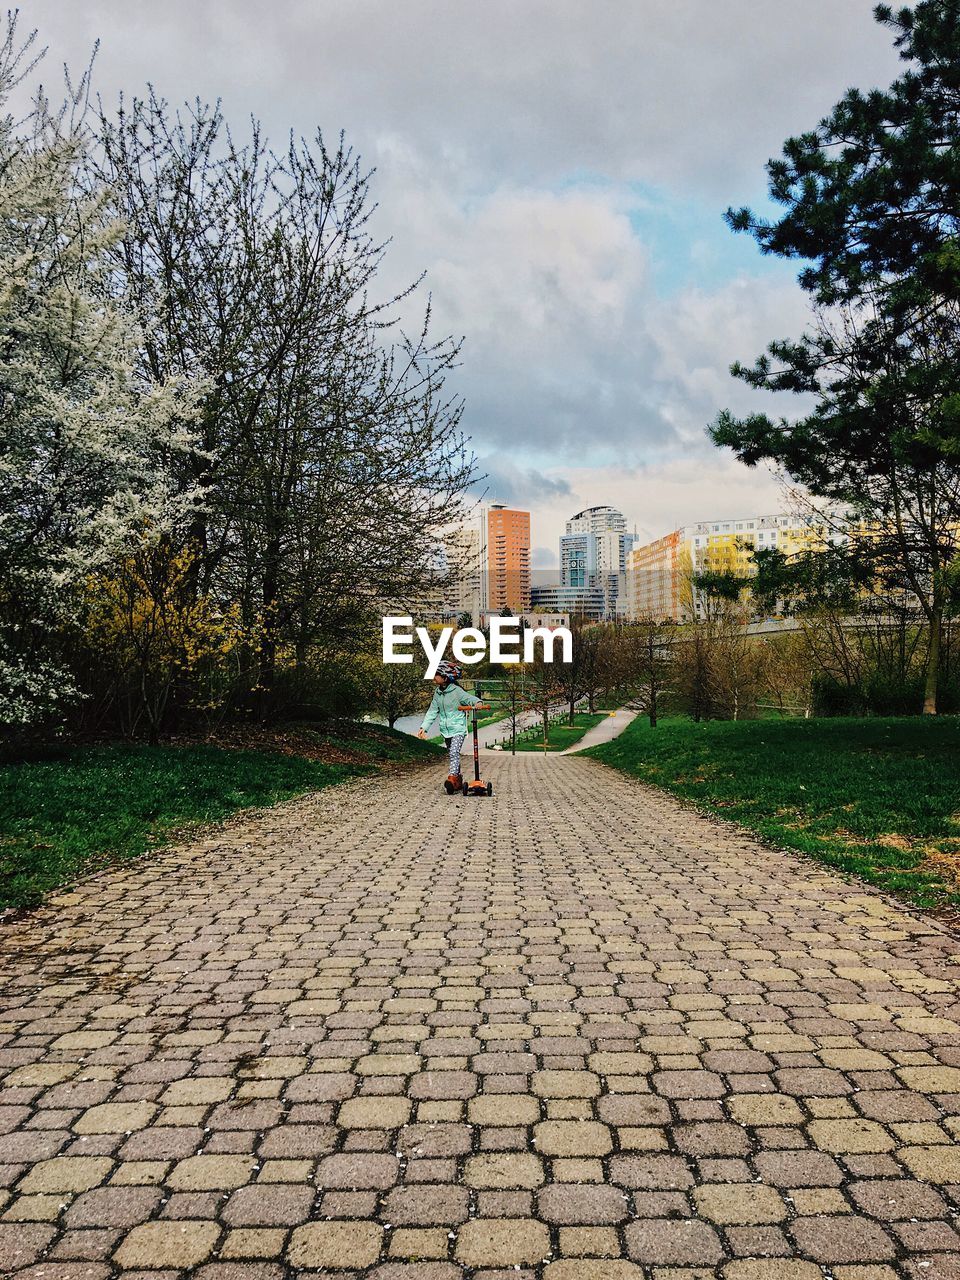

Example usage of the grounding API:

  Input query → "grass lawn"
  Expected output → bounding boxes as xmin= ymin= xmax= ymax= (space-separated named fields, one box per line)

xmin=512 ymin=712 xmax=608 ymax=752
xmin=588 ymin=715 xmax=960 ymax=912
xmin=0 ymin=723 xmax=442 ymax=913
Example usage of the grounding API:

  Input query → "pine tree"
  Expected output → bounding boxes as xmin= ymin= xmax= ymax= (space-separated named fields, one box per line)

xmin=712 ymin=1 xmax=960 ymax=714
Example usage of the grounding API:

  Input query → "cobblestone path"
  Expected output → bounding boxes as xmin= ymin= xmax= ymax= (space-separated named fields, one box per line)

xmin=1 ymin=753 xmax=960 ymax=1280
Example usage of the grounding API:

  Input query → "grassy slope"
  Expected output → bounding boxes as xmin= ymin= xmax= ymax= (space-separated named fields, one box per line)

xmin=588 ymin=715 xmax=960 ymax=911
xmin=0 ymin=723 xmax=441 ymax=913
xmin=512 ymin=712 xmax=608 ymax=752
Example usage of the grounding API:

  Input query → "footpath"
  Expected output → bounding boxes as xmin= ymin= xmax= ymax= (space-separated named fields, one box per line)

xmin=0 ymin=753 xmax=958 ymax=1277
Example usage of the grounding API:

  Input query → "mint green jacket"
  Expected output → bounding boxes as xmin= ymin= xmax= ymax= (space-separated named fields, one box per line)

xmin=421 ymin=683 xmax=481 ymax=738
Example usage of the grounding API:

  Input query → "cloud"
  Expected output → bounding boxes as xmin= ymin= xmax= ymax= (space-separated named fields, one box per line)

xmin=524 ymin=454 xmax=789 ymax=557
xmin=375 ymin=159 xmax=814 ymax=467
xmin=39 ymin=0 xmax=901 ymax=198
xmin=22 ymin=0 xmax=905 ymax=549
xmin=475 ymin=456 xmax=574 ymax=508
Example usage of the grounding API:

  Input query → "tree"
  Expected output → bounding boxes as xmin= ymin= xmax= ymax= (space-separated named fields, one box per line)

xmin=713 ymin=1 xmax=960 ymax=714
xmin=758 ymin=632 xmax=816 ymax=717
xmin=0 ymin=19 xmax=202 ymax=728
xmin=630 ymin=618 xmax=675 ymax=727
xmin=366 ymin=654 xmax=427 ymax=729
xmin=558 ymin=621 xmax=601 ymax=723
xmin=92 ymin=94 xmax=475 ymax=717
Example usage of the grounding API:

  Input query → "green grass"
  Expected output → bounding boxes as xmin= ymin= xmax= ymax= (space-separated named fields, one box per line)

xmin=426 ymin=704 xmax=509 ymax=744
xmin=512 ymin=712 xmax=608 ymax=752
xmin=588 ymin=715 xmax=960 ymax=912
xmin=0 ymin=723 xmax=441 ymax=913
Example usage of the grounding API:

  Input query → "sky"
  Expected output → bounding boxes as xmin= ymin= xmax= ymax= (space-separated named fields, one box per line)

xmin=26 ymin=0 xmax=904 ymax=566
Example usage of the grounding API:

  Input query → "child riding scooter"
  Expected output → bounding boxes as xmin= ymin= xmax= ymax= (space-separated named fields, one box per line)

xmin=417 ymin=660 xmax=482 ymax=793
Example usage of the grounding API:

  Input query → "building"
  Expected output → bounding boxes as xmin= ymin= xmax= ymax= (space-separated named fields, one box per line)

xmin=479 ymin=611 xmax=569 ymax=630
xmin=627 ymin=529 xmax=688 ymax=621
xmin=560 ymin=532 xmax=597 ymax=588
xmin=559 ymin=506 xmax=636 ymax=617
xmin=487 ymin=504 xmax=531 ymax=612
xmin=626 ymin=511 xmax=845 ymax=622
xmin=441 ymin=523 xmax=483 ymax=620
xmin=530 ymin=583 xmax=605 ymax=620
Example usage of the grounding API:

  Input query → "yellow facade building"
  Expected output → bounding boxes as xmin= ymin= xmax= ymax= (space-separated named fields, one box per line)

xmin=627 ymin=511 xmax=843 ymax=622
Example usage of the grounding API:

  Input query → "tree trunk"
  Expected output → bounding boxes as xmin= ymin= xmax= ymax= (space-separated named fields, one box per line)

xmin=258 ymin=542 xmax=282 ymax=722
xmin=923 ymin=590 xmax=943 ymax=716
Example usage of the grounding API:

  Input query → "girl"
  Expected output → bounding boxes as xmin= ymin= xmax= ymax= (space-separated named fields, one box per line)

xmin=417 ymin=660 xmax=482 ymax=792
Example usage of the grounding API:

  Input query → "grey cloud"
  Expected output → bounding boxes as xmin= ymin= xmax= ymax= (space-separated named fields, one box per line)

xmin=21 ymin=1 xmax=903 ymax=527
xmin=474 ymin=457 xmax=573 ymax=508
xmin=33 ymin=0 xmax=900 ymax=198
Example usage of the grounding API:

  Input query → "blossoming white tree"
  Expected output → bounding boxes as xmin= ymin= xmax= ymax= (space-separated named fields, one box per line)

xmin=0 ymin=17 xmax=203 ymax=725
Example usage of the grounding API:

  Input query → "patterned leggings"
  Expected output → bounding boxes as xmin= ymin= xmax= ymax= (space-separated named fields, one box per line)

xmin=445 ymin=733 xmax=466 ymax=777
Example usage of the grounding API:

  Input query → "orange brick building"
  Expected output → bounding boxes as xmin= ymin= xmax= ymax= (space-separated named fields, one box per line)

xmin=487 ymin=505 xmax=530 ymax=612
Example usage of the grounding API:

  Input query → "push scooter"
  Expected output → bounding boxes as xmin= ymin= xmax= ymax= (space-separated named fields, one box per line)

xmin=459 ymin=703 xmax=493 ymax=797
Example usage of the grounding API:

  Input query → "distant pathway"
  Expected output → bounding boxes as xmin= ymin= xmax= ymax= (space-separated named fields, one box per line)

xmin=560 ymin=704 xmax=640 ymax=754
xmin=1 ymin=754 xmax=959 ymax=1278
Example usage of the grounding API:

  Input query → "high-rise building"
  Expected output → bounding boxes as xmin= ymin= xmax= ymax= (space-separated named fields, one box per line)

xmin=487 ymin=504 xmax=531 ymax=612
xmin=560 ymin=533 xmax=597 ymax=588
xmin=626 ymin=511 xmax=846 ymax=622
xmin=442 ymin=523 xmax=483 ymax=620
xmin=559 ymin=506 xmax=636 ymax=617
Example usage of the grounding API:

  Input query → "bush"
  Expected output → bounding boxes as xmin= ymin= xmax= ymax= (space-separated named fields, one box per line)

xmin=811 ymin=675 xmax=867 ymax=717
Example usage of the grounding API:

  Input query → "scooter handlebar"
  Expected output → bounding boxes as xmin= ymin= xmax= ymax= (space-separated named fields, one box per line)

xmin=459 ymin=703 xmax=491 ymax=712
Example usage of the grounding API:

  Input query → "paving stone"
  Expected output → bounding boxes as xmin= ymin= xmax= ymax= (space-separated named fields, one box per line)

xmin=849 ymin=1177 xmax=949 ymax=1218
xmin=900 ymin=1145 xmax=960 ymax=1183
xmin=317 ymin=1152 xmax=401 ymax=1188
xmin=469 ymin=1094 xmax=540 ymax=1125
xmin=544 ymin=1264 xmax=644 ymax=1279
xmin=464 ymin=1153 xmax=545 ymax=1188
xmin=807 ymin=1118 xmax=896 ymax=1153
xmin=287 ymin=1219 xmax=383 ymax=1267
xmin=789 ymin=1215 xmax=897 ymax=1263
xmin=18 ymin=1156 xmax=113 ymax=1194
xmin=113 ymin=1220 xmax=220 ymax=1268
xmin=382 ymin=1184 xmax=469 ymax=1225
xmin=538 ymin=1183 xmax=630 ymax=1224
xmin=222 ymin=1183 xmax=314 ymax=1225
xmin=166 ymin=1153 xmax=254 ymax=1191
xmin=389 ymin=1227 xmax=450 ymax=1258
xmin=65 ymin=1186 xmax=163 ymax=1228
xmin=220 ymin=1228 xmax=288 ymax=1259
xmin=692 ymin=1184 xmax=786 ymax=1224
xmin=369 ymin=1265 xmax=461 ymax=1280
xmin=454 ymin=1217 xmax=551 ymax=1266
xmin=557 ymin=1226 xmax=621 ymax=1256
xmin=722 ymin=1263 xmax=823 ymax=1280
xmin=610 ymin=1155 xmax=694 ymax=1189
xmin=726 ymin=1094 xmax=804 ymax=1126
xmin=533 ymin=1071 xmax=601 ymax=1097
xmin=533 ymin=1120 xmax=612 ymax=1156
xmin=625 ymin=1218 xmax=724 ymax=1265
xmin=0 ymin=1222 xmax=56 ymax=1270
xmin=73 ymin=1101 xmax=158 ymax=1134
xmin=753 ymin=1149 xmax=845 ymax=1187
